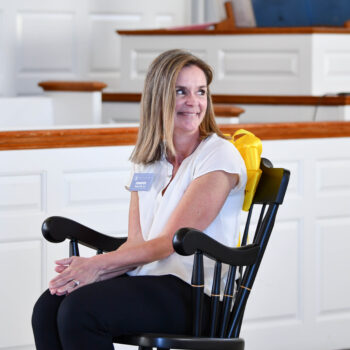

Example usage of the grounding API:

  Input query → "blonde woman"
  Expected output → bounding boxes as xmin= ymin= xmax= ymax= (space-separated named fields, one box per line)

xmin=32 ymin=49 xmax=247 ymax=350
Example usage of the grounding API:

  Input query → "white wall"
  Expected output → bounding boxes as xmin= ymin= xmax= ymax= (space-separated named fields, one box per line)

xmin=0 ymin=0 xmax=190 ymax=97
xmin=119 ymin=33 xmax=350 ymax=96
xmin=1 ymin=137 xmax=350 ymax=349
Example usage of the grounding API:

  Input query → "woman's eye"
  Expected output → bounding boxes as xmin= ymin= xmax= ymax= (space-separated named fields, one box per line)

xmin=176 ymin=88 xmax=185 ymax=95
xmin=198 ymin=89 xmax=207 ymax=96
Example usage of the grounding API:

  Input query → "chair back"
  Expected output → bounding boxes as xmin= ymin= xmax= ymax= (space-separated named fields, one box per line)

xmin=173 ymin=158 xmax=290 ymax=339
xmin=229 ymin=158 xmax=289 ymax=338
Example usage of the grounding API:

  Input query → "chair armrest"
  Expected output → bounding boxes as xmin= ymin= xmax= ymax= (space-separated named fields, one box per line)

xmin=173 ymin=227 xmax=259 ymax=266
xmin=42 ymin=216 xmax=127 ymax=252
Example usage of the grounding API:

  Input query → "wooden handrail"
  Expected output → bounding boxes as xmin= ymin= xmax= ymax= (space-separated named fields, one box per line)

xmin=1 ymin=122 xmax=350 ymax=151
xmin=117 ymin=27 xmax=350 ymax=36
xmin=102 ymin=93 xmax=350 ymax=106
xmin=38 ymin=81 xmax=107 ymax=92
xmin=212 ymin=94 xmax=350 ymax=105
xmin=214 ymin=105 xmax=244 ymax=117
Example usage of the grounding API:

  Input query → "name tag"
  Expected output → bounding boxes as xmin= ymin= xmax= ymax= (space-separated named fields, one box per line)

xmin=129 ymin=173 xmax=154 ymax=191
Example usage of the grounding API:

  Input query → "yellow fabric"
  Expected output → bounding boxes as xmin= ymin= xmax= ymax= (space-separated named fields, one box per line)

xmin=229 ymin=129 xmax=262 ymax=211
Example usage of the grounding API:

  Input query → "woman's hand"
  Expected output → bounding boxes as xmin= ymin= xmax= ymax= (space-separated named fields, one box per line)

xmin=49 ymin=256 xmax=101 ymax=296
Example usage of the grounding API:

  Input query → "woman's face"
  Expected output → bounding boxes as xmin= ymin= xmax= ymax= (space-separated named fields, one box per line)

xmin=173 ymin=65 xmax=208 ymax=135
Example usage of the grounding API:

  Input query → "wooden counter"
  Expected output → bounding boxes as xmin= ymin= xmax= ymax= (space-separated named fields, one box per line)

xmin=1 ymin=121 xmax=350 ymax=151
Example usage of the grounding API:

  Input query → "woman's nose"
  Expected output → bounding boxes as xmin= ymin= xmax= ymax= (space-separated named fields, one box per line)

xmin=185 ymin=93 xmax=197 ymax=105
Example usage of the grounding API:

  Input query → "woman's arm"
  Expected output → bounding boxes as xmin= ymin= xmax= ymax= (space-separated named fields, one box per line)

xmin=49 ymin=170 xmax=238 ymax=295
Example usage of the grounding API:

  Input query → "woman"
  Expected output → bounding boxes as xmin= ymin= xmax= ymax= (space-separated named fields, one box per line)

xmin=32 ymin=49 xmax=247 ymax=349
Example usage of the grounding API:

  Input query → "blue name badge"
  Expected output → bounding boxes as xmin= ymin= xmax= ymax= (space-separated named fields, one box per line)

xmin=129 ymin=173 xmax=154 ymax=191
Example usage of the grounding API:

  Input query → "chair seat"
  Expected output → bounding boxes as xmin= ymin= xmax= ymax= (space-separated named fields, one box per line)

xmin=115 ymin=333 xmax=245 ymax=350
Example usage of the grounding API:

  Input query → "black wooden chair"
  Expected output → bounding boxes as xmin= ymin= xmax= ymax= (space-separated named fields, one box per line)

xmin=42 ymin=158 xmax=290 ymax=350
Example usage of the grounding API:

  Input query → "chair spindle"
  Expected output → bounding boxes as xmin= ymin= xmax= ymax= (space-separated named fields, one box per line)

xmin=209 ymin=261 xmax=222 ymax=337
xmin=237 ymin=205 xmax=254 ymax=290
xmin=69 ymin=239 xmax=80 ymax=257
xmin=219 ymin=265 xmax=237 ymax=337
xmin=253 ymin=204 xmax=266 ymax=244
xmin=242 ymin=205 xmax=253 ymax=246
xmin=228 ymin=204 xmax=280 ymax=338
xmin=192 ymin=250 xmax=204 ymax=336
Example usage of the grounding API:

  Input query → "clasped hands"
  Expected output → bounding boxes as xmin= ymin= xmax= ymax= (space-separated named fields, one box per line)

xmin=49 ymin=256 xmax=101 ymax=296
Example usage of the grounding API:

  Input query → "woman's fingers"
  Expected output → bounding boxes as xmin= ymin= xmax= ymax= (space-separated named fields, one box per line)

xmin=55 ymin=257 xmax=73 ymax=265
xmin=57 ymin=279 xmax=81 ymax=295
xmin=49 ymin=256 xmax=100 ymax=295
xmin=49 ymin=265 xmax=74 ymax=288
xmin=55 ymin=265 xmax=68 ymax=273
xmin=50 ymin=256 xmax=79 ymax=287
xmin=50 ymin=279 xmax=82 ymax=295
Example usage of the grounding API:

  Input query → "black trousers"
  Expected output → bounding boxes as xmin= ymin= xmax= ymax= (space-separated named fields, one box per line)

xmin=32 ymin=274 xmax=210 ymax=350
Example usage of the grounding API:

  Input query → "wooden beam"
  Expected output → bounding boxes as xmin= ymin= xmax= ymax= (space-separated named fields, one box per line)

xmin=102 ymin=92 xmax=350 ymax=106
xmin=117 ymin=27 xmax=350 ymax=36
xmin=1 ymin=122 xmax=350 ymax=151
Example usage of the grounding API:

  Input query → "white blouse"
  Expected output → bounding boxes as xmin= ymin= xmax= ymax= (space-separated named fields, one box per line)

xmin=126 ymin=133 xmax=247 ymax=295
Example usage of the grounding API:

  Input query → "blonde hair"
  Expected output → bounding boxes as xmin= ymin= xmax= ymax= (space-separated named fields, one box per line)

xmin=130 ymin=49 xmax=224 ymax=164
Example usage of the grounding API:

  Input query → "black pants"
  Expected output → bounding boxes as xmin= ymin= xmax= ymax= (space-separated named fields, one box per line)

xmin=32 ymin=274 xmax=210 ymax=350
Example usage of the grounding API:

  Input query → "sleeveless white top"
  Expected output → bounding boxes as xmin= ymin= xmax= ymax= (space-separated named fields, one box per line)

xmin=126 ymin=133 xmax=247 ymax=295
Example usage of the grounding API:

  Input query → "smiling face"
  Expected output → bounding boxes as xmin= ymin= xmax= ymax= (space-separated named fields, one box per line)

xmin=173 ymin=64 xmax=208 ymax=136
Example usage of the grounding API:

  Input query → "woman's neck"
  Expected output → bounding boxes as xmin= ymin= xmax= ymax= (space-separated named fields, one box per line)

xmin=168 ymin=131 xmax=201 ymax=168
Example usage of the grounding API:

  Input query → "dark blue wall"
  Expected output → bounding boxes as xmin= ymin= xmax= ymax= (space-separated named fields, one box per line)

xmin=252 ymin=0 xmax=350 ymax=27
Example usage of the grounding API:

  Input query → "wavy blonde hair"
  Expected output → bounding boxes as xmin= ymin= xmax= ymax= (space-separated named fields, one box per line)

xmin=130 ymin=49 xmax=224 ymax=164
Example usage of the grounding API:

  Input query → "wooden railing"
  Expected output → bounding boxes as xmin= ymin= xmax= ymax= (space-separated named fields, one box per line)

xmin=39 ymin=81 xmax=107 ymax=92
xmin=102 ymin=93 xmax=350 ymax=106
xmin=118 ymin=27 xmax=350 ymax=36
xmin=1 ymin=121 xmax=350 ymax=151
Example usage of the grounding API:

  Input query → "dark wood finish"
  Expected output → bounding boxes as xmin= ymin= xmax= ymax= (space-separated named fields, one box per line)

xmin=220 ymin=266 xmax=237 ymax=337
xmin=210 ymin=261 xmax=222 ymax=337
xmin=38 ymin=81 xmax=107 ymax=92
xmin=1 ymin=122 xmax=350 ymax=151
xmin=192 ymin=251 xmax=204 ymax=336
xmin=102 ymin=92 xmax=350 ymax=106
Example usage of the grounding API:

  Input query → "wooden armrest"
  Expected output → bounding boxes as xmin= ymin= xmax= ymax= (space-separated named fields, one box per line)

xmin=172 ymin=228 xmax=259 ymax=266
xmin=42 ymin=216 xmax=127 ymax=252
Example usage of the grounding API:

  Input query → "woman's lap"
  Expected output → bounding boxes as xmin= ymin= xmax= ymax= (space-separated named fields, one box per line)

xmin=59 ymin=274 xmax=193 ymax=335
xmin=32 ymin=274 xmax=205 ymax=349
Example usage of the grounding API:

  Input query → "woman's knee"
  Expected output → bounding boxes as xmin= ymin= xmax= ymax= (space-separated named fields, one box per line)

xmin=32 ymin=289 xmax=64 ymax=334
xmin=57 ymin=290 xmax=94 ymax=338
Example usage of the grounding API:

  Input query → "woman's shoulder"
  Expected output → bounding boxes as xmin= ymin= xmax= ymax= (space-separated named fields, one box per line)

xmin=198 ymin=133 xmax=246 ymax=168
xmin=201 ymin=133 xmax=236 ymax=154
